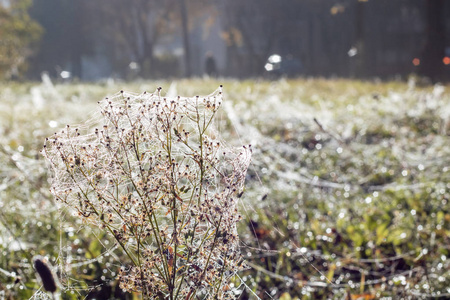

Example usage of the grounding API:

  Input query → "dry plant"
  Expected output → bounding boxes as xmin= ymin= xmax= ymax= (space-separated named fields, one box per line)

xmin=42 ymin=86 xmax=252 ymax=299
xmin=33 ymin=256 xmax=58 ymax=299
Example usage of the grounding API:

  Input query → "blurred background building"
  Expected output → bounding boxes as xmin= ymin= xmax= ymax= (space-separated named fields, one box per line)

xmin=0 ymin=0 xmax=449 ymax=81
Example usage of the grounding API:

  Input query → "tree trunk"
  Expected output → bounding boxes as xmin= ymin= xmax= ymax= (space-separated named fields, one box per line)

xmin=354 ymin=0 xmax=366 ymax=78
xmin=179 ymin=0 xmax=191 ymax=77
xmin=69 ymin=0 xmax=83 ymax=79
xmin=420 ymin=0 xmax=445 ymax=81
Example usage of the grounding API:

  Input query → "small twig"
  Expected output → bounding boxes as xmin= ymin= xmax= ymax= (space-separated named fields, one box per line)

xmin=313 ymin=117 xmax=346 ymax=145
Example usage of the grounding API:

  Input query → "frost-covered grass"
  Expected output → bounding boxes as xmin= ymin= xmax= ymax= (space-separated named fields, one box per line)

xmin=0 ymin=78 xmax=449 ymax=299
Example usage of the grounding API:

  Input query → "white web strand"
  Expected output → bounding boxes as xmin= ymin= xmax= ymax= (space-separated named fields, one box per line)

xmin=222 ymin=89 xmax=338 ymax=295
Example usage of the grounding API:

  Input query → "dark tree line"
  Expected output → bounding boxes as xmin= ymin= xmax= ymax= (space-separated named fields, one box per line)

xmin=1 ymin=0 xmax=447 ymax=80
xmin=219 ymin=0 xmax=449 ymax=80
xmin=27 ymin=0 xmax=214 ymax=79
xmin=28 ymin=0 xmax=92 ymax=78
xmin=420 ymin=0 xmax=446 ymax=81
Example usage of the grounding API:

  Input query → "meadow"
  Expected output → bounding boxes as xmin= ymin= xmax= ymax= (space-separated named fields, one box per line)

xmin=0 ymin=78 xmax=449 ymax=299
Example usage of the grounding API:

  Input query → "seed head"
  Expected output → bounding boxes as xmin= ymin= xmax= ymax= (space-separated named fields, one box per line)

xmin=33 ymin=256 xmax=58 ymax=294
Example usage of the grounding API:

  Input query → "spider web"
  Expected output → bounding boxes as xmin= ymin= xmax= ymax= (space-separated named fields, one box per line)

xmin=42 ymin=86 xmax=253 ymax=299
xmin=36 ymin=82 xmax=449 ymax=299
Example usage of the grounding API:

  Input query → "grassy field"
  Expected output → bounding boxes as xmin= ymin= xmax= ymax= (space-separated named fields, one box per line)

xmin=0 ymin=78 xmax=449 ymax=299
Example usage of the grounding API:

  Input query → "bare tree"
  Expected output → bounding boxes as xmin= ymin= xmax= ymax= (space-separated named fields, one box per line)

xmin=0 ymin=0 xmax=42 ymax=79
xmin=178 ymin=0 xmax=191 ymax=77
xmin=420 ymin=0 xmax=446 ymax=81
xmin=220 ymin=0 xmax=311 ymax=77
xmin=88 ymin=0 xmax=216 ymax=78
xmin=89 ymin=0 xmax=170 ymax=77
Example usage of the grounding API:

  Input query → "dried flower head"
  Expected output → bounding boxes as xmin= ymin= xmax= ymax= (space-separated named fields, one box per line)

xmin=33 ymin=256 xmax=58 ymax=294
xmin=43 ymin=87 xmax=251 ymax=299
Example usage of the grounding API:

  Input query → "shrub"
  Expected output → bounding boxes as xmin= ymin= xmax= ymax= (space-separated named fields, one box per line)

xmin=43 ymin=86 xmax=251 ymax=299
